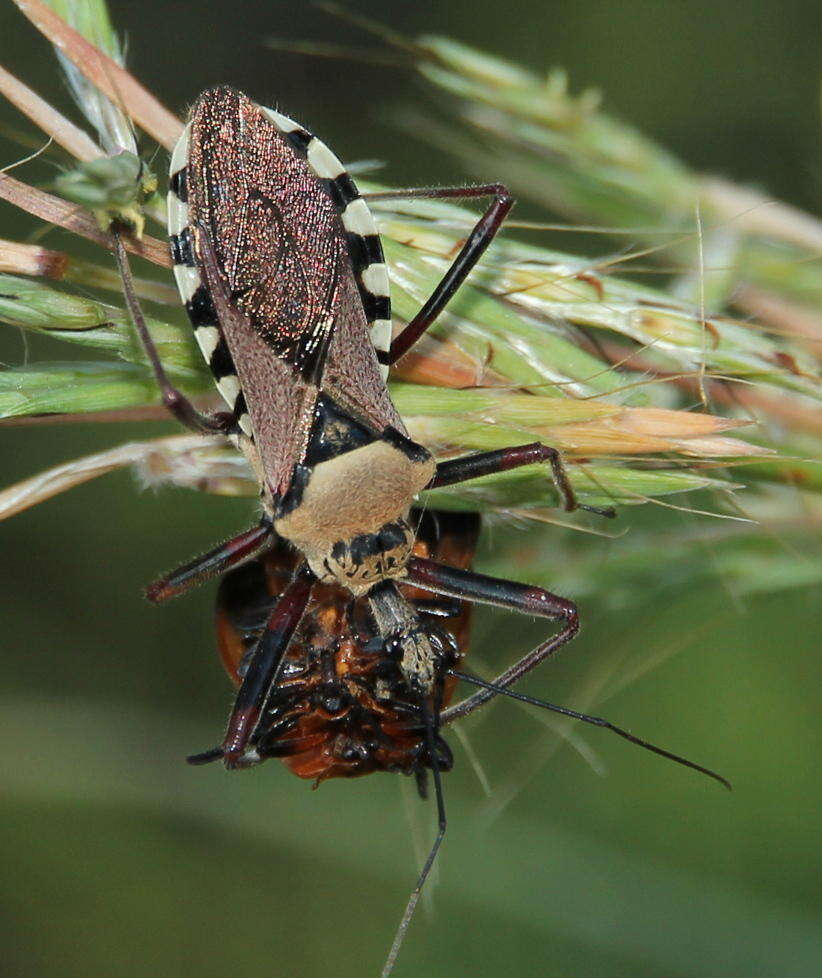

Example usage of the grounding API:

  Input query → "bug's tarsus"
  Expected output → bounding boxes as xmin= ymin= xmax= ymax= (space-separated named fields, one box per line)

xmin=450 ymin=671 xmax=732 ymax=791
xmin=580 ymin=503 xmax=617 ymax=519
xmin=146 ymin=520 xmax=273 ymax=603
xmin=363 ymin=184 xmax=514 ymax=365
xmin=221 ymin=563 xmax=315 ymax=769
xmin=382 ymin=697 xmax=448 ymax=978
xmin=113 ymin=231 xmax=235 ymax=435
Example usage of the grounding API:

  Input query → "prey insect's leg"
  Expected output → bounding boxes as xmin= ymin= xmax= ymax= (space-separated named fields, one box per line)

xmin=221 ymin=563 xmax=315 ymax=769
xmin=428 ymin=442 xmax=615 ymax=517
xmin=113 ymin=232 xmax=235 ymax=435
xmin=145 ymin=521 xmax=273 ymax=603
xmin=405 ymin=557 xmax=579 ymax=723
xmin=364 ymin=184 xmax=513 ymax=364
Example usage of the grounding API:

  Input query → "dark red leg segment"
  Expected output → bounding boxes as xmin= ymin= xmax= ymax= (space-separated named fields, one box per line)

xmin=145 ymin=521 xmax=272 ymax=603
xmin=428 ymin=442 xmax=616 ymax=516
xmin=221 ymin=563 xmax=314 ymax=769
xmin=363 ymin=184 xmax=514 ymax=364
xmin=429 ymin=441 xmax=579 ymax=511
xmin=113 ymin=232 xmax=235 ymax=435
xmin=405 ymin=556 xmax=579 ymax=723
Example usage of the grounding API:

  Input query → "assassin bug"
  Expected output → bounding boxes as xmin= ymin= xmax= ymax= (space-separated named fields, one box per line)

xmin=111 ymin=86 xmax=728 ymax=976
xmin=120 ymin=85 xmax=613 ymax=766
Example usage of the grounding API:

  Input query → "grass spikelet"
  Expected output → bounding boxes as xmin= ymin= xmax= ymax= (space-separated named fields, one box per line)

xmin=413 ymin=36 xmax=822 ymax=318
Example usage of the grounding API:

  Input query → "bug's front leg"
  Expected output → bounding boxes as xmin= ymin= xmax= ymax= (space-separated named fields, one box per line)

xmin=404 ymin=556 xmax=579 ymax=723
xmin=220 ymin=563 xmax=315 ymax=769
xmin=145 ymin=521 xmax=273 ymax=603
xmin=427 ymin=441 xmax=615 ymax=517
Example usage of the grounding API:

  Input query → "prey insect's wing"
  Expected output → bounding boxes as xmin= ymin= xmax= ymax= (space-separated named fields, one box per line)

xmin=167 ymin=86 xmax=401 ymax=499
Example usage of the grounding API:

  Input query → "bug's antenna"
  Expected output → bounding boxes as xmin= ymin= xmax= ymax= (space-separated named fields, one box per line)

xmin=450 ymin=670 xmax=731 ymax=791
xmin=381 ymin=698 xmax=448 ymax=978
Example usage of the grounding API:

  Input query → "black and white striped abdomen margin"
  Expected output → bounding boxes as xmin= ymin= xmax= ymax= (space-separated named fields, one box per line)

xmin=258 ymin=106 xmax=392 ymax=374
xmin=167 ymin=123 xmax=252 ymax=438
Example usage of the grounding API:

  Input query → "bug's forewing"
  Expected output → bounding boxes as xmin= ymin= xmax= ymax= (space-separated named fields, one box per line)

xmin=185 ymin=88 xmax=402 ymax=498
xmin=321 ymin=275 xmax=402 ymax=431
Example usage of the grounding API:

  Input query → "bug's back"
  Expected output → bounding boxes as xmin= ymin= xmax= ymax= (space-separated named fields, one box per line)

xmin=168 ymin=87 xmax=400 ymax=499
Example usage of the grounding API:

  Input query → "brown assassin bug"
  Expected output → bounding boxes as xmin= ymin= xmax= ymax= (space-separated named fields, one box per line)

xmin=111 ymin=87 xmax=728 ymax=976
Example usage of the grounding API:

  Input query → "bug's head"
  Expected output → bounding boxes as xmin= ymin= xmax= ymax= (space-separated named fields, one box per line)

xmin=367 ymin=581 xmax=459 ymax=697
xmin=382 ymin=622 xmax=458 ymax=697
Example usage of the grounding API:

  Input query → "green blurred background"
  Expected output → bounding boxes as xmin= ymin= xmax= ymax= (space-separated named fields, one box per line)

xmin=1 ymin=1 xmax=820 ymax=977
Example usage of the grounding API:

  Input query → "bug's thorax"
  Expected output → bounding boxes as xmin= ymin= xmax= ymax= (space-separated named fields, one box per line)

xmin=268 ymin=393 xmax=435 ymax=594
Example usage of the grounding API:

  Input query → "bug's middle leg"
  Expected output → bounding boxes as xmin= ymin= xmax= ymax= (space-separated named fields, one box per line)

xmin=427 ymin=442 xmax=614 ymax=516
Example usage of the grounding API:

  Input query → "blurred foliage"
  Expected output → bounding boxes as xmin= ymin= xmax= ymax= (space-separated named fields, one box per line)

xmin=0 ymin=2 xmax=820 ymax=978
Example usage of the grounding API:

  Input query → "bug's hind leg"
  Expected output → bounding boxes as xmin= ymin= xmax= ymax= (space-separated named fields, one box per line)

xmin=113 ymin=232 xmax=235 ymax=435
xmin=363 ymin=184 xmax=513 ymax=364
xmin=404 ymin=556 xmax=579 ymax=723
xmin=427 ymin=441 xmax=615 ymax=517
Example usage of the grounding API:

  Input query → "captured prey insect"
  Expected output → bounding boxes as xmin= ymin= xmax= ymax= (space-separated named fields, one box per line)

xmin=111 ymin=86 xmax=729 ymax=976
xmin=197 ymin=508 xmax=480 ymax=782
